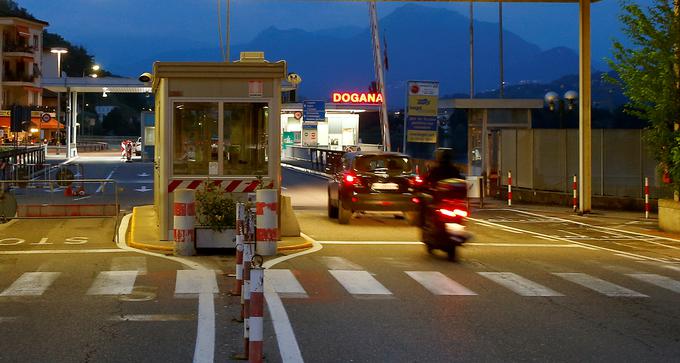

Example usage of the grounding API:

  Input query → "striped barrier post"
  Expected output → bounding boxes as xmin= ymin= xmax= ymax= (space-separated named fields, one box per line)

xmin=173 ymin=189 xmax=196 ymax=256
xmin=572 ymin=175 xmax=578 ymax=212
xmin=230 ymin=203 xmax=245 ymax=297
xmin=248 ymin=266 xmax=264 ymax=363
xmin=645 ymin=177 xmax=650 ymax=219
xmin=256 ymin=189 xmax=278 ymax=256
xmin=241 ymin=204 xmax=257 ymax=359
xmin=507 ymin=170 xmax=512 ymax=207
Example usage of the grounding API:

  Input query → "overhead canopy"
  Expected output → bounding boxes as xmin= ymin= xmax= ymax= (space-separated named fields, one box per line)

xmin=41 ymin=76 xmax=152 ymax=94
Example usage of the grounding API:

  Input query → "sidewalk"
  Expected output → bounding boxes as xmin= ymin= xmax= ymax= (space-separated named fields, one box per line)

xmin=126 ymin=205 xmax=312 ymax=254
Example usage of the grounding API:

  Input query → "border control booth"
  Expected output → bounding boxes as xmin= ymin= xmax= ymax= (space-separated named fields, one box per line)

xmin=152 ymin=55 xmax=286 ymax=240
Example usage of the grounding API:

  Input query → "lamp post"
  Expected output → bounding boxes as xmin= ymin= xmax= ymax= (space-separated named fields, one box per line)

xmin=50 ymin=47 xmax=68 ymax=155
xmin=545 ymin=90 xmax=579 ymax=209
xmin=80 ymin=64 xmax=100 ymax=136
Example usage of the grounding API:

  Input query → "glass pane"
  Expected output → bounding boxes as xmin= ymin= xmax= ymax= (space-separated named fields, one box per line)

xmin=173 ymin=102 xmax=218 ymax=175
xmin=223 ymin=103 xmax=268 ymax=176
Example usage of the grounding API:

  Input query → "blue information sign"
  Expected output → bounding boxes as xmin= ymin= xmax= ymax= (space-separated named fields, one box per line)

xmin=303 ymin=100 xmax=326 ymax=122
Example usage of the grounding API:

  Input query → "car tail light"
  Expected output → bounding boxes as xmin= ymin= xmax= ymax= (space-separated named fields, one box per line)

xmin=437 ymin=208 xmax=468 ymax=218
xmin=411 ymin=197 xmax=420 ymax=204
xmin=410 ymin=175 xmax=424 ymax=187
xmin=343 ymin=172 xmax=363 ymax=187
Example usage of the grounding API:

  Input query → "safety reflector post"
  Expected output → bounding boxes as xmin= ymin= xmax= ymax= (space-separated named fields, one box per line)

xmin=573 ymin=175 xmax=578 ymax=212
xmin=230 ymin=203 xmax=245 ymax=296
xmin=644 ymin=177 xmax=649 ymax=219
xmin=248 ymin=267 xmax=264 ymax=363
xmin=256 ymin=189 xmax=278 ymax=256
xmin=507 ymin=170 xmax=512 ymax=207
xmin=173 ymin=189 xmax=196 ymax=256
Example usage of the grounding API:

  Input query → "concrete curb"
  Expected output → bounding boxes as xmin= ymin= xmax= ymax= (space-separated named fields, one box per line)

xmin=129 ymin=206 xmax=174 ymax=252
xmin=281 ymin=163 xmax=330 ymax=179
xmin=277 ymin=241 xmax=313 ymax=251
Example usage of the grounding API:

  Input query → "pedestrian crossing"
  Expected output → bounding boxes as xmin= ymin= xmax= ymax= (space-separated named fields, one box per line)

xmin=0 ymin=261 xmax=679 ymax=300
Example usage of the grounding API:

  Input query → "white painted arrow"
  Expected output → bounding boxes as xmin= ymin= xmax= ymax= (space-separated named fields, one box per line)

xmin=137 ymin=172 xmax=150 ymax=177
xmin=135 ymin=186 xmax=152 ymax=192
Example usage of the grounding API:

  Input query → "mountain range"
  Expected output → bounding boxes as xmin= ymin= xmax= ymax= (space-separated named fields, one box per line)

xmin=123 ymin=4 xmax=609 ymax=107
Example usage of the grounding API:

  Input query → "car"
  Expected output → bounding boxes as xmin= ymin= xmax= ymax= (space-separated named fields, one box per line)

xmin=327 ymin=151 xmax=422 ymax=224
xmin=135 ymin=137 xmax=142 ymax=156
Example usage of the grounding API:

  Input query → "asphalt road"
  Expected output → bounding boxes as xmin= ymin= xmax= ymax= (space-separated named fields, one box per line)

xmin=268 ymin=166 xmax=680 ymax=362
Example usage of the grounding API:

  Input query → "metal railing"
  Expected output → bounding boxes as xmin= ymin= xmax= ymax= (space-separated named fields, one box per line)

xmin=0 ymin=146 xmax=46 ymax=168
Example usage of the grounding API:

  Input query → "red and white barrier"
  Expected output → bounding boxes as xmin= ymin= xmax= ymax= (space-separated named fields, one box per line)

xmin=241 ymin=243 xmax=252 ymax=357
xmin=248 ymin=267 xmax=264 ymax=363
xmin=644 ymin=177 xmax=650 ymax=219
xmin=507 ymin=170 xmax=512 ymax=206
xmin=167 ymin=179 xmax=274 ymax=193
xmin=256 ymin=189 xmax=278 ymax=256
xmin=572 ymin=175 xmax=578 ymax=212
xmin=231 ymin=203 xmax=245 ymax=296
xmin=173 ymin=189 xmax=195 ymax=256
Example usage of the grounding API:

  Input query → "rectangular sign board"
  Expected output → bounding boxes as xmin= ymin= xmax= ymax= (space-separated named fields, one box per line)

xmin=405 ymin=81 xmax=439 ymax=144
xmin=303 ymin=100 xmax=326 ymax=122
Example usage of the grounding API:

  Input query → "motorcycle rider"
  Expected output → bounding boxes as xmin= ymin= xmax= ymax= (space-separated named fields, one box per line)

xmin=424 ymin=148 xmax=462 ymax=188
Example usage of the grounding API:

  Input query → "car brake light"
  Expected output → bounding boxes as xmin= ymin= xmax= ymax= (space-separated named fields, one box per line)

xmin=411 ymin=197 xmax=420 ymax=204
xmin=343 ymin=172 xmax=362 ymax=187
xmin=410 ymin=175 xmax=424 ymax=187
xmin=344 ymin=174 xmax=355 ymax=184
xmin=438 ymin=208 xmax=468 ymax=218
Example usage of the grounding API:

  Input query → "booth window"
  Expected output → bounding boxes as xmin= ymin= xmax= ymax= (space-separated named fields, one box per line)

xmin=223 ymin=103 xmax=268 ymax=175
xmin=173 ymin=102 xmax=219 ymax=175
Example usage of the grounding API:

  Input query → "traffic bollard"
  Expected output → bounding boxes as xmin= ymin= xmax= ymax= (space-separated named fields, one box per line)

xmin=248 ymin=266 xmax=264 ymax=363
xmin=572 ymin=175 xmax=578 ymax=212
xmin=645 ymin=177 xmax=650 ymax=219
xmin=507 ymin=170 xmax=512 ymax=207
xmin=230 ymin=203 xmax=245 ymax=296
xmin=173 ymin=189 xmax=196 ymax=256
xmin=256 ymin=189 xmax=278 ymax=256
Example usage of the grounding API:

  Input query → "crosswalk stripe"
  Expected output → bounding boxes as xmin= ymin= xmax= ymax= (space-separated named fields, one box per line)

xmin=329 ymin=270 xmax=392 ymax=295
xmin=111 ymin=257 xmax=147 ymax=272
xmin=627 ymin=273 xmax=680 ymax=294
xmin=478 ymin=272 xmax=563 ymax=296
xmin=405 ymin=271 xmax=477 ymax=296
xmin=87 ymin=271 xmax=139 ymax=295
xmin=175 ymin=270 xmax=219 ymax=294
xmin=0 ymin=272 xmax=60 ymax=296
xmin=265 ymin=269 xmax=308 ymax=298
xmin=320 ymin=256 xmax=363 ymax=271
xmin=554 ymin=273 xmax=647 ymax=297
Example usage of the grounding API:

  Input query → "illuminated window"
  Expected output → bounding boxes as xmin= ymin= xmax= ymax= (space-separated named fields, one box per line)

xmin=173 ymin=102 xmax=218 ymax=175
xmin=223 ymin=103 xmax=268 ymax=175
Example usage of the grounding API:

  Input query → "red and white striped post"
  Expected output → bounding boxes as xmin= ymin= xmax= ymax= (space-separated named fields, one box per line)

xmin=507 ymin=170 xmax=512 ymax=206
xmin=572 ymin=175 xmax=578 ymax=212
xmin=248 ymin=266 xmax=264 ymax=363
xmin=256 ymin=189 xmax=278 ymax=256
xmin=645 ymin=177 xmax=650 ymax=219
xmin=231 ymin=203 xmax=245 ymax=296
xmin=173 ymin=189 xmax=196 ymax=256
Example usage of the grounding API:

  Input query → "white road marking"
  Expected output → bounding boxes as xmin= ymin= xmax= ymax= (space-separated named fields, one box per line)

xmin=405 ymin=271 xmax=477 ymax=296
xmin=466 ymin=243 xmax=584 ymax=248
xmin=87 ymin=271 xmax=138 ymax=295
xmin=319 ymin=241 xmax=423 ymax=245
xmin=627 ymin=273 xmax=680 ymax=294
xmin=478 ymin=272 xmax=563 ymax=296
xmin=329 ymin=270 xmax=392 ymax=296
xmin=614 ymin=253 xmax=645 ymax=261
xmin=0 ymin=272 xmax=61 ymax=296
xmin=111 ymin=256 xmax=147 ymax=272
xmin=265 ymin=269 xmax=308 ymax=298
xmin=0 ymin=317 xmax=19 ymax=322
xmin=0 ymin=249 xmax=127 ymax=255
xmin=96 ymin=169 xmax=116 ymax=194
xmin=108 ymin=314 xmax=194 ymax=322
xmin=320 ymin=256 xmax=363 ymax=270
xmin=193 ymin=292 xmax=215 ymax=363
xmin=175 ymin=270 xmax=219 ymax=294
xmin=554 ymin=273 xmax=647 ymax=297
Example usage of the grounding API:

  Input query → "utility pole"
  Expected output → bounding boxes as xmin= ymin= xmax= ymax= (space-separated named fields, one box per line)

xmin=369 ymin=2 xmax=390 ymax=151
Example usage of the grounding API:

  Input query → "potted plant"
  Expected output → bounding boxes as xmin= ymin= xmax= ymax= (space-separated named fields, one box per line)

xmin=195 ymin=181 xmax=237 ymax=248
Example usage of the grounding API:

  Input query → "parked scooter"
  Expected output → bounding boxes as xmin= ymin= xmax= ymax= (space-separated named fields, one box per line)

xmin=418 ymin=178 xmax=471 ymax=261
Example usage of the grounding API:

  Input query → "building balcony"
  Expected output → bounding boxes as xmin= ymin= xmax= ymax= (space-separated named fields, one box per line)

xmin=3 ymin=43 xmax=35 ymax=54
xmin=3 ymin=74 xmax=38 ymax=86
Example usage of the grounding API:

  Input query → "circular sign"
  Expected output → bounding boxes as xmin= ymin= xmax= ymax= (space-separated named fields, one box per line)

xmin=41 ymin=113 xmax=51 ymax=123
xmin=56 ymin=167 xmax=74 ymax=187
xmin=293 ymin=111 xmax=302 ymax=120
xmin=410 ymin=84 xmax=420 ymax=94
xmin=287 ymin=73 xmax=302 ymax=85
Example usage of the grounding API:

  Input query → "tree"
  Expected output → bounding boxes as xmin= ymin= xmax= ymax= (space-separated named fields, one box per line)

xmin=607 ymin=0 xmax=680 ymax=196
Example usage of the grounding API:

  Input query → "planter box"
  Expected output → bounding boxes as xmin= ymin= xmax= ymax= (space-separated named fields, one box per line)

xmin=658 ymin=199 xmax=680 ymax=233
xmin=195 ymin=227 xmax=236 ymax=249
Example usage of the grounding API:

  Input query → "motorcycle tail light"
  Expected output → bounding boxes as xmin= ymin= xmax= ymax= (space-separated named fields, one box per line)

xmin=410 ymin=175 xmax=424 ymax=187
xmin=438 ymin=208 xmax=468 ymax=218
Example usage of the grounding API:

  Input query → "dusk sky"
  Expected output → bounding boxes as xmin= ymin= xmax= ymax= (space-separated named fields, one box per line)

xmin=20 ymin=0 xmax=652 ymax=77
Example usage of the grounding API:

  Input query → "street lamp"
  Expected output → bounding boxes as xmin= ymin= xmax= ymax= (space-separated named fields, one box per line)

xmin=50 ymin=47 xmax=68 ymax=154
xmin=545 ymin=90 xmax=578 ymax=128
xmin=80 ymin=64 xmax=100 ymax=136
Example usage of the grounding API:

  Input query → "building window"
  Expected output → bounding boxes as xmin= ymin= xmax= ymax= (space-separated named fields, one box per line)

xmin=223 ymin=103 xmax=268 ymax=175
xmin=172 ymin=101 xmax=269 ymax=176
xmin=173 ymin=102 xmax=218 ymax=175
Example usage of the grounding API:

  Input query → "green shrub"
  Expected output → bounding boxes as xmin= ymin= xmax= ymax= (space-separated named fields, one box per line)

xmin=195 ymin=182 xmax=236 ymax=232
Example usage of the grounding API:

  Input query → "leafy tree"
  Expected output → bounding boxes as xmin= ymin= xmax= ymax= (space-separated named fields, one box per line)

xmin=0 ymin=0 xmax=37 ymax=20
xmin=607 ymin=0 xmax=680 ymax=196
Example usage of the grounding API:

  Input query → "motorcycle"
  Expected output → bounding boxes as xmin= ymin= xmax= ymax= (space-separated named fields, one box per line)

xmin=418 ymin=178 xmax=471 ymax=261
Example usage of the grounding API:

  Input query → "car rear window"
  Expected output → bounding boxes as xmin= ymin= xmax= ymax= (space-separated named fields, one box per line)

xmin=354 ymin=155 xmax=412 ymax=173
